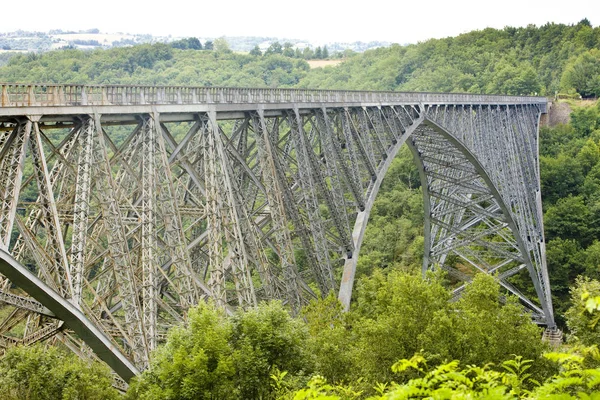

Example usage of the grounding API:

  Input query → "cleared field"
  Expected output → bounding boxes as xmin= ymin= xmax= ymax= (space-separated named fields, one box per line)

xmin=307 ymin=59 xmax=343 ymax=68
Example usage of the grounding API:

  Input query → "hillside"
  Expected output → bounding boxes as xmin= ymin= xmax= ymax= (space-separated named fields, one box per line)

xmin=297 ymin=20 xmax=600 ymax=96
xmin=0 ymin=20 xmax=598 ymax=97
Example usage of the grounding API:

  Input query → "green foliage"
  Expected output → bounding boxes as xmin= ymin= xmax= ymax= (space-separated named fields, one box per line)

xmin=531 ymin=350 xmax=600 ymax=398
xmin=342 ymin=271 xmax=546 ymax=388
xmin=0 ymin=42 xmax=311 ymax=87
xmin=565 ymin=277 xmax=600 ymax=346
xmin=126 ymin=301 xmax=311 ymax=399
xmin=286 ymin=352 xmax=600 ymax=399
xmin=351 ymin=270 xmax=450 ymax=383
xmin=283 ymin=375 xmax=360 ymax=400
xmin=230 ymin=301 xmax=312 ymax=399
xmin=0 ymin=344 xmax=119 ymax=400
xmin=266 ymin=42 xmax=283 ymax=55
xmin=571 ymin=105 xmax=600 ymax=138
xmin=126 ymin=302 xmax=236 ymax=399
xmin=170 ymin=37 xmax=202 ymax=50
xmin=561 ymin=49 xmax=600 ymax=98
xmin=250 ymin=44 xmax=263 ymax=56
xmin=213 ymin=37 xmax=232 ymax=54
xmin=302 ymin=293 xmax=354 ymax=384
xmin=545 ymin=196 xmax=592 ymax=246
xmin=1 ymin=21 xmax=598 ymax=96
xmin=577 ymin=139 xmax=600 ymax=175
xmin=385 ymin=356 xmax=512 ymax=399
xmin=539 ymin=100 xmax=600 ymax=326
xmin=297 ymin=22 xmax=600 ymax=94
xmin=486 ymin=62 xmax=542 ymax=95
xmin=541 ymin=156 xmax=584 ymax=204
xmin=124 ymin=271 xmax=548 ymax=398
xmin=420 ymin=274 xmax=547 ymax=373
xmin=286 ymin=354 xmax=542 ymax=399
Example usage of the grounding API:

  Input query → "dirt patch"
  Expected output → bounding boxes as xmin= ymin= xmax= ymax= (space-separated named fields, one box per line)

xmin=307 ymin=60 xmax=343 ymax=69
xmin=544 ymin=99 xmax=599 ymax=126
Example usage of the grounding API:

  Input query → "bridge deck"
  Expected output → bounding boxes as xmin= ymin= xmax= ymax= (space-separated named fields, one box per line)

xmin=0 ymin=84 xmax=547 ymax=118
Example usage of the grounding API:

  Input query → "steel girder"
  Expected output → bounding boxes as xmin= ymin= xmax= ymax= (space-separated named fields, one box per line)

xmin=0 ymin=100 xmax=553 ymax=382
xmin=421 ymin=104 xmax=553 ymax=327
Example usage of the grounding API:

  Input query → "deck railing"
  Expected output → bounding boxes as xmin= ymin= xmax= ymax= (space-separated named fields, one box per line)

xmin=0 ymin=83 xmax=547 ymax=108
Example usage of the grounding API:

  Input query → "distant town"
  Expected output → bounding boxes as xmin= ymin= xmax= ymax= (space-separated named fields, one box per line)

xmin=0 ymin=28 xmax=391 ymax=55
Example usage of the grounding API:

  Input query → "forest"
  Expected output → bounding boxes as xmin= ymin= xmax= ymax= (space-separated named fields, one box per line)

xmin=1 ymin=20 xmax=600 ymax=399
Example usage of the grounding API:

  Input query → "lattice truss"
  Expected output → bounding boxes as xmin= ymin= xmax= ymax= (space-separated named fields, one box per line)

xmin=418 ymin=104 xmax=552 ymax=324
xmin=0 ymin=103 xmax=552 ymax=371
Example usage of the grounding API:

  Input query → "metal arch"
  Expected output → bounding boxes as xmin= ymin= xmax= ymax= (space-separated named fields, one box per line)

xmin=338 ymin=109 xmax=553 ymax=326
xmin=338 ymin=112 xmax=425 ymax=310
xmin=0 ymin=248 xmax=139 ymax=382
xmin=416 ymin=118 xmax=554 ymax=327
xmin=405 ymin=132 xmax=433 ymax=276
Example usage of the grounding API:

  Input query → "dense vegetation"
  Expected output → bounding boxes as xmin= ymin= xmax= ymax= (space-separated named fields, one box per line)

xmin=1 ymin=20 xmax=600 ymax=399
xmin=0 ymin=345 xmax=119 ymax=399
xmin=298 ymin=20 xmax=600 ymax=97
xmin=1 ymin=19 xmax=599 ymax=96
xmin=124 ymin=273 xmax=552 ymax=399
xmin=3 ymin=273 xmax=600 ymax=398
xmin=541 ymin=101 xmax=600 ymax=326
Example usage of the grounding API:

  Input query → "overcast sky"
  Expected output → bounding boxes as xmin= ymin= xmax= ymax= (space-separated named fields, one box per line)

xmin=2 ymin=0 xmax=598 ymax=44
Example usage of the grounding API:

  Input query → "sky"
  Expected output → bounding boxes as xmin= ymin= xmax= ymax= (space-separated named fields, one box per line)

xmin=2 ymin=0 xmax=599 ymax=44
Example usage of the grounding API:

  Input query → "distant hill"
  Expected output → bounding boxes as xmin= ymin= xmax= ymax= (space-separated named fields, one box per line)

xmin=0 ymin=29 xmax=390 ymax=56
xmin=0 ymin=20 xmax=598 ymax=98
xmin=296 ymin=19 xmax=600 ymax=97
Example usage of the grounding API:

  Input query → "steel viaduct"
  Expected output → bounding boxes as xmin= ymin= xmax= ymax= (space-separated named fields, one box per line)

xmin=0 ymin=84 xmax=553 ymax=382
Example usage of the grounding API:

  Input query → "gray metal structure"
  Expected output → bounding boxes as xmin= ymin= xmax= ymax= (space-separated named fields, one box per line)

xmin=0 ymin=84 xmax=552 ymax=381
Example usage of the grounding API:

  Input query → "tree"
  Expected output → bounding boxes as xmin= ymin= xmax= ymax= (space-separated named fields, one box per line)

xmin=283 ymin=42 xmax=295 ymax=57
xmin=540 ymin=155 xmax=584 ymax=204
xmin=171 ymin=37 xmax=202 ymax=50
xmin=350 ymin=270 xmax=450 ymax=383
xmin=565 ymin=276 xmax=600 ymax=346
xmin=561 ymin=49 xmax=600 ymax=98
xmin=213 ymin=37 xmax=232 ymax=54
xmin=577 ymin=138 xmax=600 ymax=175
xmin=419 ymin=273 xmax=547 ymax=378
xmin=249 ymin=44 xmax=262 ymax=56
xmin=0 ymin=344 xmax=119 ymax=400
xmin=302 ymin=294 xmax=354 ymax=384
xmin=302 ymin=47 xmax=314 ymax=60
xmin=583 ymin=240 xmax=600 ymax=280
xmin=544 ymin=195 xmax=592 ymax=246
xmin=322 ymin=46 xmax=329 ymax=59
xmin=230 ymin=301 xmax=312 ymax=399
xmin=570 ymin=105 xmax=600 ymax=137
xmin=126 ymin=303 xmax=237 ymax=399
xmin=187 ymin=37 xmax=202 ymax=50
xmin=315 ymin=46 xmax=323 ymax=59
xmin=126 ymin=301 xmax=312 ymax=399
xmin=204 ymin=40 xmax=214 ymax=50
xmin=124 ymin=43 xmax=173 ymax=73
xmin=265 ymin=41 xmax=283 ymax=55
xmin=486 ymin=62 xmax=541 ymax=95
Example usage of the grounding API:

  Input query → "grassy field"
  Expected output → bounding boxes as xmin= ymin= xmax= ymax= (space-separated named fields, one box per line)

xmin=307 ymin=59 xmax=343 ymax=69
